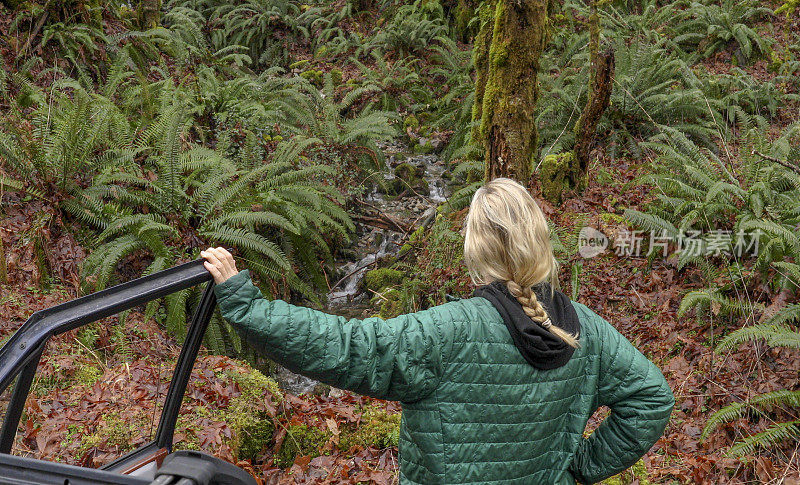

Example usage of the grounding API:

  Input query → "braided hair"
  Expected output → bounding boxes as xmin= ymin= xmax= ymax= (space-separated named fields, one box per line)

xmin=463 ymin=178 xmax=579 ymax=348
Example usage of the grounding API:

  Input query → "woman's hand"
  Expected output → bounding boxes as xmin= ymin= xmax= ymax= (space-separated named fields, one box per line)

xmin=201 ymin=247 xmax=239 ymax=285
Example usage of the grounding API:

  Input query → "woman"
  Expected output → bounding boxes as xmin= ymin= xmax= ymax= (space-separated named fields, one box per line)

xmin=201 ymin=177 xmax=674 ymax=484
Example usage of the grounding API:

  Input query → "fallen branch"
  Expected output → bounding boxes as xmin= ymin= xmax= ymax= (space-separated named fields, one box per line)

xmin=753 ymin=150 xmax=800 ymax=175
xmin=351 ymin=211 xmax=412 ymax=233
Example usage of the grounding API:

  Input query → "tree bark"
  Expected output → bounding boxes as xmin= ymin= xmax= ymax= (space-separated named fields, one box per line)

xmin=470 ymin=2 xmax=494 ymax=150
xmin=137 ymin=0 xmax=161 ymax=29
xmin=540 ymin=1 xmax=614 ymax=202
xmin=474 ymin=0 xmax=549 ymax=184
xmin=573 ymin=4 xmax=614 ymax=175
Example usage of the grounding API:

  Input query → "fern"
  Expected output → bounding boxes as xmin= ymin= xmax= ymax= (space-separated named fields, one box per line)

xmin=369 ymin=0 xmax=449 ymax=56
xmin=73 ymin=96 xmax=355 ymax=347
xmin=673 ymin=0 xmax=773 ymax=64
xmin=210 ymin=0 xmax=302 ymax=68
xmin=0 ymin=78 xmax=130 ymax=203
xmin=428 ymin=36 xmax=478 ymax=164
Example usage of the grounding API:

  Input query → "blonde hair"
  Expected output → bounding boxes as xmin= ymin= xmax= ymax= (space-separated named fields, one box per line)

xmin=464 ymin=178 xmax=579 ymax=348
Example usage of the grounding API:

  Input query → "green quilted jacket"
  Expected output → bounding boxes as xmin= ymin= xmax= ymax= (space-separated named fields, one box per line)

xmin=214 ymin=270 xmax=674 ymax=484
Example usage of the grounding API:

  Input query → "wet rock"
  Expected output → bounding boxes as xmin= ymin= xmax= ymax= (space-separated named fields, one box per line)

xmin=394 ymin=162 xmax=423 ymax=181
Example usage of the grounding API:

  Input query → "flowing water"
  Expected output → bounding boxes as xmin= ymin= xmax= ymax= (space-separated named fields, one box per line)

xmin=271 ymin=144 xmax=451 ymax=395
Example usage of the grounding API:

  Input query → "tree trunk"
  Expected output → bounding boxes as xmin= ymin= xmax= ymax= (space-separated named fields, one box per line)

xmin=540 ymin=1 xmax=614 ymax=202
xmin=470 ymin=2 xmax=494 ymax=150
xmin=137 ymin=0 xmax=161 ymax=29
xmin=474 ymin=0 xmax=549 ymax=184
xmin=573 ymin=4 xmax=614 ymax=175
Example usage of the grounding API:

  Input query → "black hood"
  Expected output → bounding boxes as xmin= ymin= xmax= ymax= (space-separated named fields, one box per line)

xmin=473 ymin=281 xmax=581 ymax=370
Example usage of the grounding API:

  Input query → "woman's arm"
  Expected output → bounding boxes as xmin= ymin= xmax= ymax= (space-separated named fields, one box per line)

xmin=569 ymin=317 xmax=674 ymax=484
xmin=202 ymin=248 xmax=450 ymax=403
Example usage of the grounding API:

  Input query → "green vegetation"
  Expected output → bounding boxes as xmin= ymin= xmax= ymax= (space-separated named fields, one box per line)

xmin=275 ymin=405 xmax=400 ymax=466
xmin=626 ymin=123 xmax=800 ymax=456
xmin=176 ymin=367 xmax=282 ymax=461
xmin=601 ymin=459 xmax=651 ymax=485
xmin=1 ymin=0 xmax=799 ymax=480
xmin=338 ymin=406 xmax=401 ymax=451
xmin=274 ymin=423 xmax=331 ymax=467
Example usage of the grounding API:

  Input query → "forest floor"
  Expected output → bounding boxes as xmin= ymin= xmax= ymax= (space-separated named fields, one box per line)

xmin=1 ymin=2 xmax=800 ymax=484
xmin=4 ymin=151 xmax=799 ymax=484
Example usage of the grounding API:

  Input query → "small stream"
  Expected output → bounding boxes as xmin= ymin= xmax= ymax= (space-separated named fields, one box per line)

xmin=272 ymin=143 xmax=451 ymax=395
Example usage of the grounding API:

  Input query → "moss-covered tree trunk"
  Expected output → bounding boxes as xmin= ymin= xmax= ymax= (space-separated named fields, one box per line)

xmin=572 ymin=3 xmax=614 ymax=179
xmin=540 ymin=1 xmax=614 ymax=202
xmin=472 ymin=0 xmax=549 ymax=184
xmin=137 ymin=0 xmax=161 ymax=29
xmin=470 ymin=1 xmax=494 ymax=149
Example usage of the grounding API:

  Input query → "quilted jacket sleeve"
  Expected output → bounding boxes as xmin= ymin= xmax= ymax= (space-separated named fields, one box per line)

xmin=569 ymin=316 xmax=674 ymax=484
xmin=212 ymin=270 xmax=449 ymax=403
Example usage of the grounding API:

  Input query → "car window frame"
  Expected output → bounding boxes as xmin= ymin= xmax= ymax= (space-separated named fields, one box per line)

xmin=0 ymin=259 xmax=216 ymax=471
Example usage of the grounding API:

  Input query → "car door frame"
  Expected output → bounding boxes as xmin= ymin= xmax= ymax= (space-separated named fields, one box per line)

xmin=0 ymin=259 xmax=217 ymax=474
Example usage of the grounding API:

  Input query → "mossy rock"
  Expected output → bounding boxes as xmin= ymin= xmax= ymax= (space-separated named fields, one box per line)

xmin=393 ymin=163 xmax=427 ymax=192
xmin=394 ymin=162 xmax=423 ymax=181
xmin=174 ymin=367 xmax=281 ymax=461
xmin=275 ymin=423 xmax=331 ymax=468
xmin=378 ymin=177 xmax=405 ymax=196
xmin=413 ymin=139 xmax=435 ymax=154
xmin=228 ymin=410 xmax=275 ymax=460
xmin=224 ymin=368 xmax=282 ymax=460
xmin=364 ymin=268 xmax=405 ymax=292
xmin=376 ymin=286 xmax=413 ymax=319
xmin=300 ymin=69 xmax=324 ymax=87
xmin=339 ymin=406 xmax=400 ymax=451
xmin=224 ymin=367 xmax=283 ymax=403
xmin=539 ymin=152 xmax=580 ymax=203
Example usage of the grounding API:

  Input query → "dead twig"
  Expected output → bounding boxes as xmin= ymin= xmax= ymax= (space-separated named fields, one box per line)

xmin=753 ymin=150 xmax=800 ymax=175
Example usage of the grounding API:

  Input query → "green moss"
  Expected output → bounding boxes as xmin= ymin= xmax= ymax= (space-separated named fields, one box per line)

xmin=601 ymin=459 xmax=651 ymax=485
xmin=73 ymin=412 xmax=139 ymax=456
xmin=339 ymin=406 xmax=400 ymax=451
xmin=289 ymin=59 xmax=310 ymax=69
xmin=377 ymin=287 xmax=405 ymax=318
xmin=228 ymin=410 xmax=275 ymax=460
xmin=75 ymin=365 xmax=103 ymax=386
xmin=300 ymin=69 xmax=324 ymax=87
xmin=364 ymin=268 xmax=405 ymax=292
xmin=490 ymin=37 xmax=510 ymax=68
xmin=222 ymin=368 xmax=281 ymax=460
xmin=488 ymin=1 xmax=509 ymax=68
xmin=539 ymin=152 xmax=577 ymax=203
xmin=403 ymin=114 xmax=420 ymax=131
xmin=599 ymin=212 xmax=623 ymax=225
xmin=394 ymin=162 xmax=423 ymax=182
xmin=275 ymin=424 xmax=331 ymax=468
xmin=413 ymin=139 xmax=435 ymax=154
xmin=173 ymin=368 xmax=281 ymax=460
xmin=379 ymin=177 xmax=405 ymax=196
xmin=225 ymin=367 xmax=283 ymax=403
